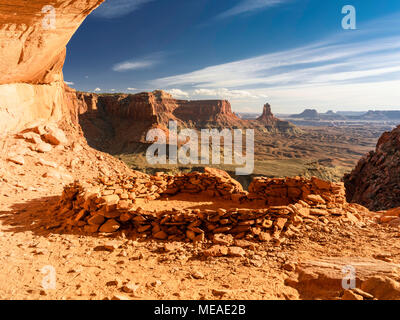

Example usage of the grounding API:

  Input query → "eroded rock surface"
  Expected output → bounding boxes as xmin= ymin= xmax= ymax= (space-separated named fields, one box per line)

xmin=344 ymin=125 xmax=400 ymax=210
xmin=0 ymin=0 xmax=104 ymax=133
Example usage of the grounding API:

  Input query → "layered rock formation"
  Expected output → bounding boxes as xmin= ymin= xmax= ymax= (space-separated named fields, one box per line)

xmin=73 ymin=89 xmax=296 ymax=153
xmin=75 ymin=89 xmax=244 ymax=129
xmin=0 ymin=0 xmax=104 ymax=133
xmin=257 ymin=103 xmax=276 ymax=124
xmin=344 ymin=125 xmax=400 ymax=210
xmin=256 ymin=103 xmax=296 ymax=132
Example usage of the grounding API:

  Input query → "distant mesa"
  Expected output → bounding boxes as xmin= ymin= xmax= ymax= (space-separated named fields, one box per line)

xmin=289 ymin=109 xmax=347 ymax=121
xmin=290 ymin=109 xmax=320 ymax=120
xmin=360 ymin=110 xmax=400 ymax=121
xmin=68 ymin=88 xmax=298 ymax=153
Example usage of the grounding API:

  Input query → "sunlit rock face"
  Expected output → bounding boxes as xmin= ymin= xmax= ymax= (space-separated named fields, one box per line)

xmin=0 ymin=0 xmax=104 ymax=133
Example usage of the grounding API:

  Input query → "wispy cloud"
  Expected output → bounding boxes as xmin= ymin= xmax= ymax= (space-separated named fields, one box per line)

xmin=112 ymin=52 xmax=163 ymax=72
xmin=151 ymin=36 xmax=400 ymax=89
xmin=93 ymin=0 xmax=155 ymax=19
xmin=192 ymin=88 xmax=267 ymax=100
xmin=64 ymin=81 xmax=74 ymax=86
xmin=217 ymin=0 xmax=290 ymax=19
xmin=150 ymin=13 xmax=400 ymax=111
xmin=113 ymin=60 xmax=154 ymax=72
xmin=94 ymin=88 xmax=101 ymax=92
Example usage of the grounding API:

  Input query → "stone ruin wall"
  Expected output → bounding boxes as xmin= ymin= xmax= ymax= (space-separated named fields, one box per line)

xmin=49 ymin=168 xmax=364 ymax=244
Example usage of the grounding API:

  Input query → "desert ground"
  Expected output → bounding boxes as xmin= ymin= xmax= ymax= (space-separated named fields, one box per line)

xmin=1 ymin=122 xmax=400 ymax=301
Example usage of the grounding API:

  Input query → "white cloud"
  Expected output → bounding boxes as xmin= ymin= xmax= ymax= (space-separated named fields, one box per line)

xmin=93 ymin=0 xmax=155 ymax=19
xmin=168 ymin=89 xmax=190 ymax=98
xmin=127 ymin=87 xmax=137 ymax=91
xmin=112 ymin=52 xmax=163 ymax=72
xmin=113 ymin=60 xmax=155 ymax=72
xmin=64 ymin=81 xmax=74 ymax=86
xmin=94 ymin=88 xmax=101 ymax=92
xmin=217 ymin=0 xmax=290 ymax=19
xmin=192 ymin=88 xmax=267 ymax=100
xmin=151 ymin=35 xmax=400 ymax=89
xmin=149 ymin=13 xmax=400 ymax=112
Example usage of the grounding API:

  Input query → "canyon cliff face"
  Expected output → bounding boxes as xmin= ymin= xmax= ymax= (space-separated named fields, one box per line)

xmin=73 ymin=89 xmax=298 ymax=154
xmin=74 ymin=90 xmax=247 ymax=153
xmin=76 ymin=90 xmax=243 ymax=127
xmin=344 ymin=125 xmax=400 ymax=211
xmin=0 ymin=0 xmax=104 ymax=134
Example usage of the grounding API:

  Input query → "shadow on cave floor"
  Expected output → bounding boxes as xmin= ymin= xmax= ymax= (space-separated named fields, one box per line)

xmin=0 ymin=193 xmax=265 ymax=242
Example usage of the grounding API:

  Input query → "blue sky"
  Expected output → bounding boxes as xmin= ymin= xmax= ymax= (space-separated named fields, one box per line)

xmin=64 ymin=0 xmax=400 ymax=113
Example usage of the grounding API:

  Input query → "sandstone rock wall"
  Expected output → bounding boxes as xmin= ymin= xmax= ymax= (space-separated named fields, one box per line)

xmin=344 ymin=125 xmax=400 ymax=210
xmin=0 ymin=0 xmax=104 ymax=133
xmin=75 ymin=90 xmax=243 ymax=128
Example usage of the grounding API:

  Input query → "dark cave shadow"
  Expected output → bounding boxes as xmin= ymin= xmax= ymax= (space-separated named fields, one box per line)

xmin=0 ymin=195 xmax=67 ymax=238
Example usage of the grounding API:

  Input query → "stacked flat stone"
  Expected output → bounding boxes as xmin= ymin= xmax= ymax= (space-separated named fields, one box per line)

xmin=248 ymin=176 xmax=346 ymax=208
xmin=51 ymin=171 xmax=365 ymax=243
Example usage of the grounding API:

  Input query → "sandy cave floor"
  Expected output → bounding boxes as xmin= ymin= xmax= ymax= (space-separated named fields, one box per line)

xmin=1 ymin=132 xmax=400 ymax=300
xmin=0 ymin=189 xmax=400 ymax=300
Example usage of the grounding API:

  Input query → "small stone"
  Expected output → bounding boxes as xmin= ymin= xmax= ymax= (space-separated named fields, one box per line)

xmin=275 ymin=218 xmax=288 ymax=230
xmin=99 ymin=219 xmax=120 ymax=233
xmin=106 ymin=280 xmax=120 ymax=287
xmin=342 ymin=290 xmax=363 ymax=300
xmin=119 ymin=213 xmax=132 ymax=222
xmin=88 ymin=214 xmax=105 ymax=226
xmin=203 ymin=245 xmax=229 ymax=257
xmin=259 ymin=232 xmax=271 ymax=242
xmin=186 ymin=230 xmax=196 ymax=241
xmin=153 ymin=231 xmax=168 ymax=240
xmin=35 ymin=142 xmax=52 ymax=153
xmin=191 ymin=271 xmax=205 ymax=279
xmin=351 ymin=288 xmax=374 ymax=300
xmin=8 ymin=155 xmax=24 ymax=165
xmin=41 ymin=125 xmax=68 ymax=146
xmin=310 ymin=209 xmax=329 ymax=216
xmin=84 ymin=224 xmax=99 ymax=233
xmin=212 ymin=289 xmax=229 ymax=297
xmin=36 ymin=158 xmax=57 ymax=168
xmin=101 ymin=195 xmax=120 ymax=206
xmin=228 ymin=246 xmax=246 ymax=257
xmin=306 ymin=194 xmax=326 ymax=204
xmin=117 ymin=200 xmax=132 ymax=210
xmin=213 ymin=233 xmax=234 ymax=246
xmin=121 ymin=283 xmax=140 ymax=294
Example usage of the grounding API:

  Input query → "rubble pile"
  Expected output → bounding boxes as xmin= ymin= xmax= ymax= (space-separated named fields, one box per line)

xmin=50 ymin=170 xmax=365 ymax=243
xmin=161 ymin=167 xmax=244 ymax=198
